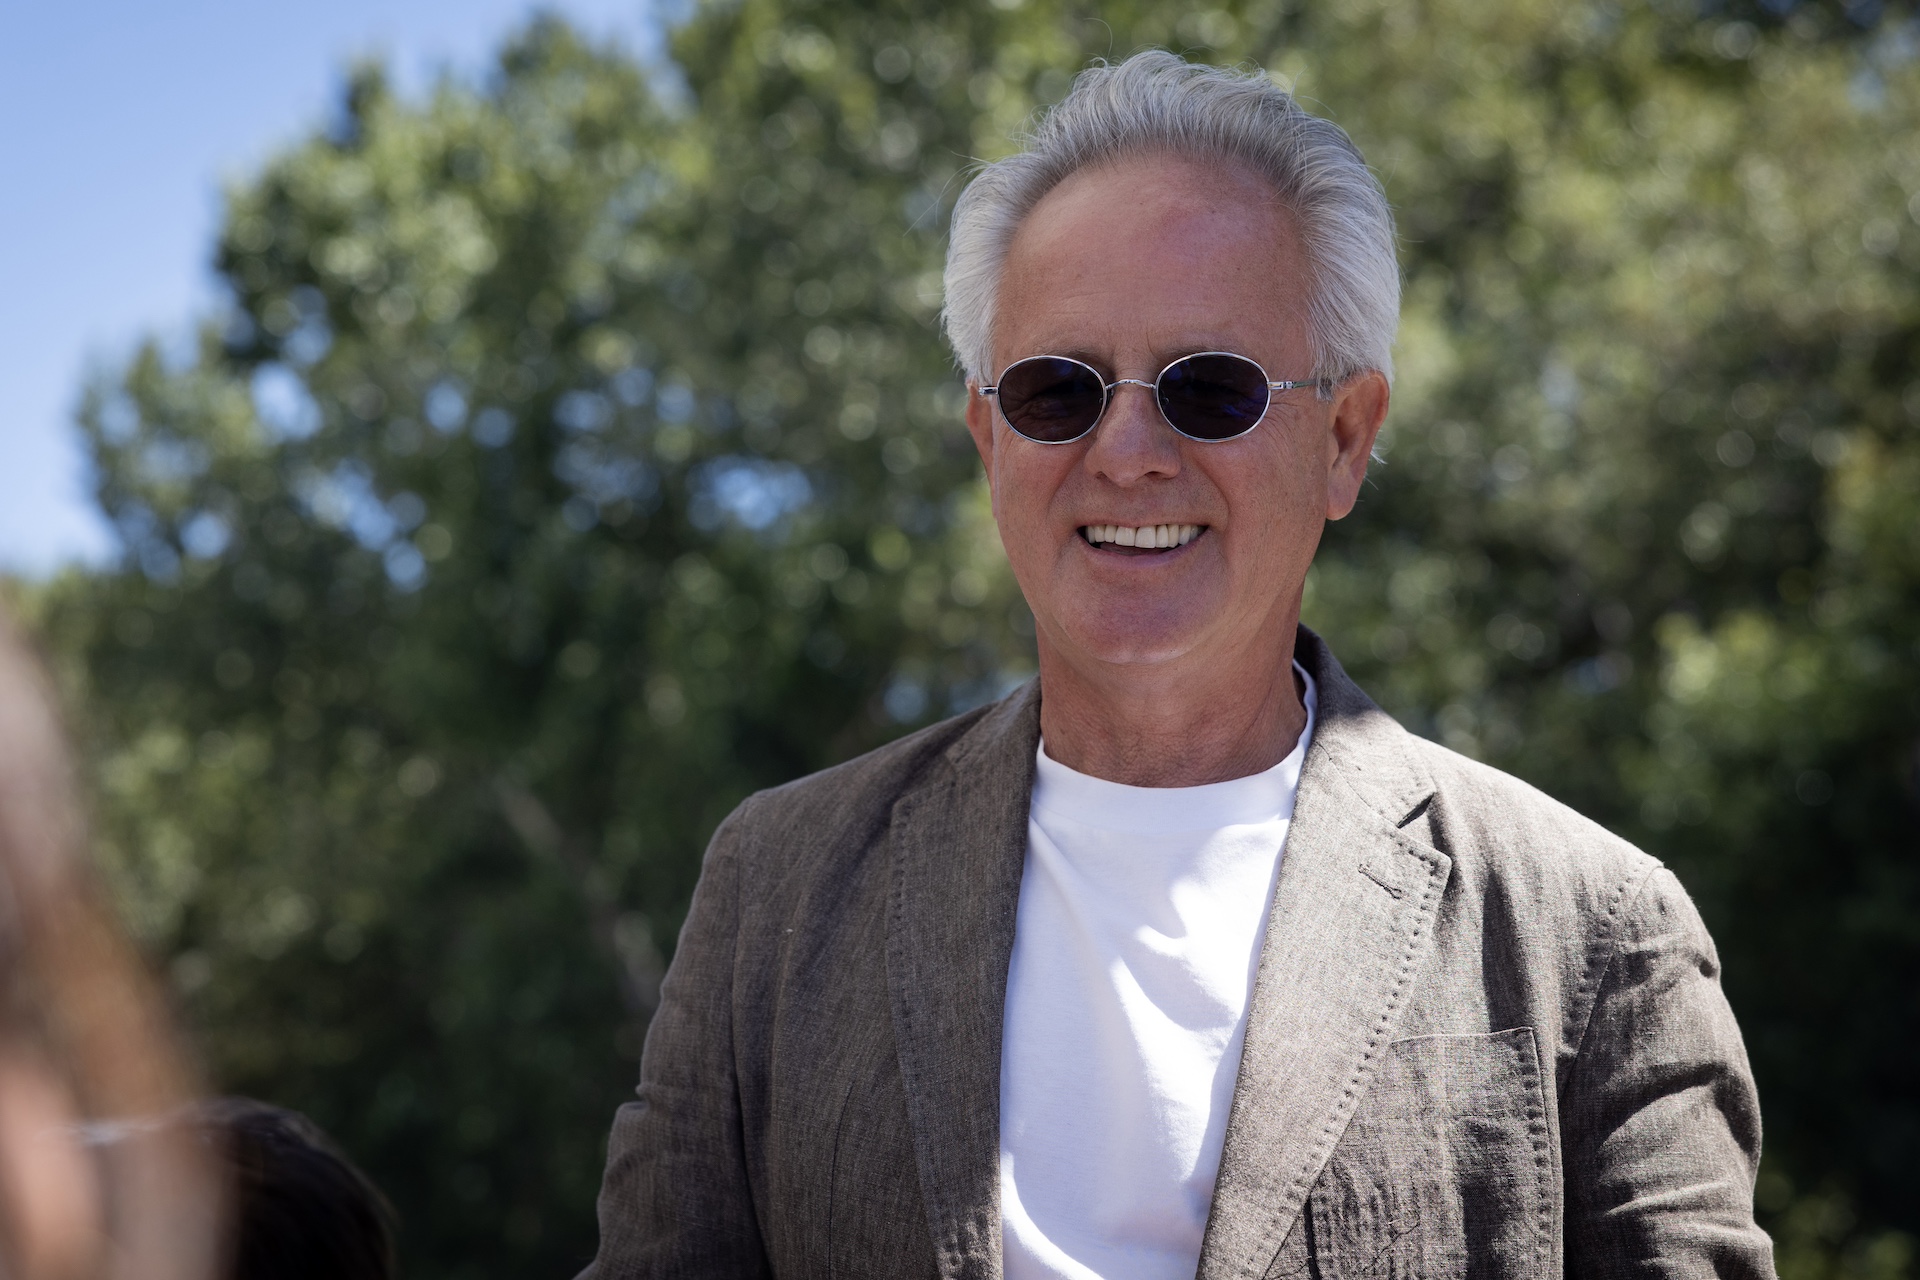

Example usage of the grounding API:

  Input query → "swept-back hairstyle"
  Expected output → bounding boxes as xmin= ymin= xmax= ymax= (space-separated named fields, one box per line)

xmin=942 ymin=50 xmax=1399 ymax=387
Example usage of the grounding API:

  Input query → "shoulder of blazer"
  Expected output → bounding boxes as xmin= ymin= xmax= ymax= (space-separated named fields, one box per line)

xmin=721 ymin=679 xmax=1043 ymax=874
xmin=1297 ymin=625 xmax=1665 ymax=990
xmin=1393 ymin=730 xmax=1662 ymax=904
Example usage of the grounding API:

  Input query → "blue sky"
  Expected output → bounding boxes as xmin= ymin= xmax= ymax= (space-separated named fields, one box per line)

xmin=0 ymin=0 xmax=668 ymax=577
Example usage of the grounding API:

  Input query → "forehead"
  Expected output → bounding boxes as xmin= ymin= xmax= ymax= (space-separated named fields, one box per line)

xmin=994 ymin=152 xmax=1306 ymax=368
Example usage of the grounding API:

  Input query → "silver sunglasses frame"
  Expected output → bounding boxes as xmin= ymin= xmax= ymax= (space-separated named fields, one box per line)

xmin=977 ymin=351 xmax=1331 ymax=444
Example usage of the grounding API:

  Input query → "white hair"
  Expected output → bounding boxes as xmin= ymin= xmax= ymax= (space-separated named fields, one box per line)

xmin=942 ymin=51 xmax=1400 ymax=388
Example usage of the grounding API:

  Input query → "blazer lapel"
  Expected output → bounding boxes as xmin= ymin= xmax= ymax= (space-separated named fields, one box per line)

xmin=885 ymin=682 xmax=1041 ymax=1280
xmin=1197 ymin=633 xmax=1453 ymax=1280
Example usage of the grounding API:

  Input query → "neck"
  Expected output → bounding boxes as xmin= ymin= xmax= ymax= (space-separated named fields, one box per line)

xmin=1035 ymin=617 xmax=1308 ymax=788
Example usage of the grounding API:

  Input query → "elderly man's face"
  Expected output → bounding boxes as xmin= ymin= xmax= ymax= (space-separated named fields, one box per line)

xmin=966 ymin=153 xmax=1387 ymax=679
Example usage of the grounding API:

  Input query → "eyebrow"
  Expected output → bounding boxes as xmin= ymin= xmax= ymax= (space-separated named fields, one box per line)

xmin=1048 ymin=340 xmax=1253 ymax=373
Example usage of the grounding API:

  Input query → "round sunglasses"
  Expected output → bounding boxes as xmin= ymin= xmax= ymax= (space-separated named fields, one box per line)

xmin=978 ymin=351 xmax=1330 ymax=445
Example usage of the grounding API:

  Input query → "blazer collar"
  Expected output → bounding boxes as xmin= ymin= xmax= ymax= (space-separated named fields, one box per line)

xmin=1197 ymin=630 xmax=1451 ymax=1279
xmin=885 ymin=679 xmax=1040 ymax=1280
xmin=883 ymin=631 xmax=1448 ymax=1280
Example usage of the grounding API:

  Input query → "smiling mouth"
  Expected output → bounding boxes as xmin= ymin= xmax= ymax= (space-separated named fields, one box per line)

xmin=1079 ymin=523 xmax=1205 ymax=553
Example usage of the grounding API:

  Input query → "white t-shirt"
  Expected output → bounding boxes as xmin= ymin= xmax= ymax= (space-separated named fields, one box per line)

xmin=999 ymin=666 xmax=1317 ymax=1280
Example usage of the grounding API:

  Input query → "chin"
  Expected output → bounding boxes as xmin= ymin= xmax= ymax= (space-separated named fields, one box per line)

xmin=1047 ymin=603 xmax=1209 ymax=668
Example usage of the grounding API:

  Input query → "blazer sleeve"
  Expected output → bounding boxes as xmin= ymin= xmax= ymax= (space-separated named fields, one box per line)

xmin=1562 ymin=865 xmax=1776 ymax=1279
xmin=581 ymin=797 xmax=774 ymax=1280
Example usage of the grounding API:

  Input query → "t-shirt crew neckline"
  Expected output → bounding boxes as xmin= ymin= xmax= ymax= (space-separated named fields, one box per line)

xmin=1033 ymin=662 xmax=1316 ymax=835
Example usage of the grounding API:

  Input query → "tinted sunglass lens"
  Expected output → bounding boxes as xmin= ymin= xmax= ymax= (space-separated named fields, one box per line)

xmin=996 ymin=358 xmax=1106 ymax=443
xmin=1157 ymin=354 xmax=1270 ymax=440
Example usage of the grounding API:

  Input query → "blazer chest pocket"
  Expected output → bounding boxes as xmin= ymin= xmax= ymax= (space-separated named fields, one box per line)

xmin=1301 ymin=1028 xmax=1554 ymax=1280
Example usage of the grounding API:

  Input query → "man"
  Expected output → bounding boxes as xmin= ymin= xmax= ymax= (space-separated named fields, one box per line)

xmin=586 ymin=52 xmax=1774 ymax=1279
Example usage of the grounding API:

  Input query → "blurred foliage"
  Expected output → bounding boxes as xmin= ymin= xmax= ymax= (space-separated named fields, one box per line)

xmin=11 ymin=0 xmax=1920 ymax=1274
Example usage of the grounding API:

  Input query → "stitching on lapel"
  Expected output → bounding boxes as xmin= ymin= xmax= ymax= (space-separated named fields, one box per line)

xmin=883 ymin=786 xmax=960 ymax=1275
xmin=1195 ymin=630 xmax=1455 ymax=1278
xmin=1261 ymin=849 xmax=1450 ymax=1276
xmin=1200 ymin=760 xmax=1454 ymax=1280
xmin=886 ymin=690 xmax=1036 ymax=1280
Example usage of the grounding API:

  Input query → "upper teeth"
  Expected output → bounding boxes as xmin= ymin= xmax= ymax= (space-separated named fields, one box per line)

xmin=1082 ymin=523 xmax=1201 ymax=549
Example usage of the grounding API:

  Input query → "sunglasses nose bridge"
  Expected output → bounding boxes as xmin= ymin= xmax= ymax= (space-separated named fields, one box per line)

xmin=1086 ymin=375 xmax=1182 ymax=464
xmin=1107 ymin=375 xmax=1209 ymax=446
xmin=1099 ymin=377 xmax=1162 ymax=431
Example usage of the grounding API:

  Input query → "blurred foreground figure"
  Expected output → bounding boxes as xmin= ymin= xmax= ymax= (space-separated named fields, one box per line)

xmin=0 ymin=606 xmax=225 ymax=1280
xmin=587 ymin=53 xmax=1774 ymax=1278
xmin=168 ymin=1099 xmax=394 ymax=1280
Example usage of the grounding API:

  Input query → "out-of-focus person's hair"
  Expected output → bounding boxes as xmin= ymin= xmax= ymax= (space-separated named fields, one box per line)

xmin=178 ymin=1098 xmax=395 ymax=1280
xmin=0 ymin=604 xmax=225 ymax=1280
xmin=942 ymin=49 xmax=1400 ymax=387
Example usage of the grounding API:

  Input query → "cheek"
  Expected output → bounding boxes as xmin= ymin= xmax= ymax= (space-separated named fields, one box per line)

xmin=1218 ymin=445 xmax=1323 ymax=560
xmin=992 ymin=443 xmax=1070 ymax=534
xmin=987 ymin=459 xmax=1045 ymax=573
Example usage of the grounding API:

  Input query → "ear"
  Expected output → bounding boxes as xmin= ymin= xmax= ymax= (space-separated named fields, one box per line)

xmin=964 ymin=381 xmax=997 ymax=487
xmin=1324 ymin=370 xmax=1390 ymax=521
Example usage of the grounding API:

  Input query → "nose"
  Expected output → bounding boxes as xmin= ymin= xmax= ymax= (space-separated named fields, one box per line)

xmin=1082 ymin=380 xmax=1182 ymax=486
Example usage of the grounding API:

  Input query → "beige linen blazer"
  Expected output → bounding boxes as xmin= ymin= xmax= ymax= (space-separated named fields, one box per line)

xmin=585 ymin=629 xmax=1775 ymax=1278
